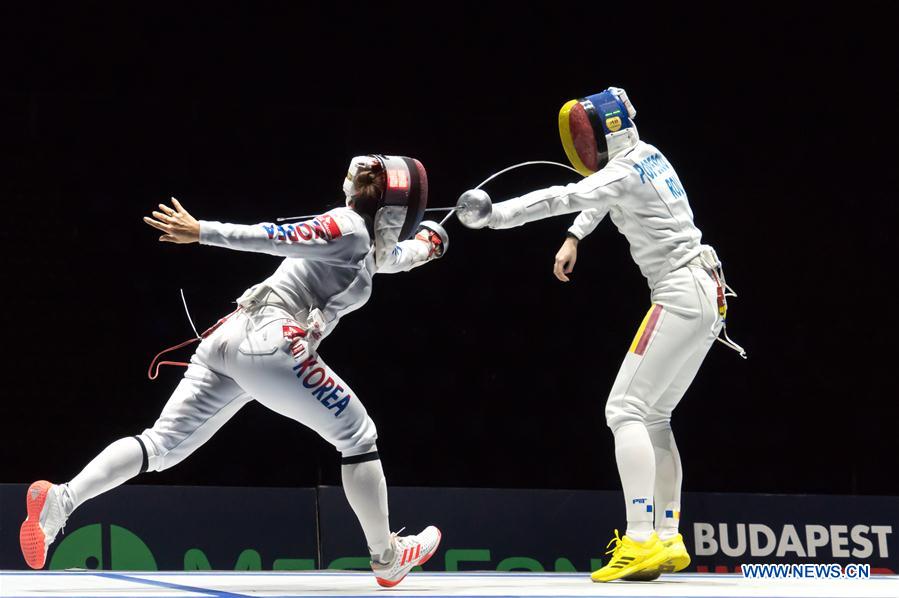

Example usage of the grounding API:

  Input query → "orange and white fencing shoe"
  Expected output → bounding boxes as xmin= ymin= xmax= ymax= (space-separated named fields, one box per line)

xmin=371 ymin=526 xmax=442 ymax=587
xmin=20 ymin=481 xmax=69 ymax=569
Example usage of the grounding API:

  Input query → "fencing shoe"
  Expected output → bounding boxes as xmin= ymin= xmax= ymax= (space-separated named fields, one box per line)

xmin=371 ymin=526 xmax=442 ymax=587
xmin=20 ymin=481 xmax=69 ymax=569
xmin=623 ymin=532 xmax=692 ymax=580
xmin=591 ymin=530 xmax=670 ymax=582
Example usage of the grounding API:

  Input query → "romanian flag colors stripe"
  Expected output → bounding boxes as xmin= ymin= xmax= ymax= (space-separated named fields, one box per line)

xmin=629 ymin=304 xmax=664 ymax=356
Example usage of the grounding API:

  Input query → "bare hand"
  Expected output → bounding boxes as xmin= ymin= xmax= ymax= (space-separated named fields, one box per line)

xmin=553 ymin=237 xmax=579 ymax=282
xmin=143 ymin=198 xmax=200 ymax=243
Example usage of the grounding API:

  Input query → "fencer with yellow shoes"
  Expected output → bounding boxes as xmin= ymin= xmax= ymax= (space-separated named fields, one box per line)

xmin=591 ymin=530 xmax=671 ymax=583
xmin=456 ymin=86 xmax=746 ymax=583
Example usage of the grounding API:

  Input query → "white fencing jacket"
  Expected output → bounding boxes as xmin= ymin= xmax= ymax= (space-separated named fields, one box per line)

xmin=490 ymin=141 xmax=714 ymax=289
xmin=199 ymin=207 xmax=430 ymax=338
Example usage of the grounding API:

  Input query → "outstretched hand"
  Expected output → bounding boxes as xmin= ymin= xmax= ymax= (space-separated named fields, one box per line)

xmin=143 ymin=198 xmax=200 ymax=243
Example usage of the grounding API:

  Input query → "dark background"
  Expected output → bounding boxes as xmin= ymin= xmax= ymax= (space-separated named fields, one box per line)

xmin=1 ymin=4 xmax=894 ymax=496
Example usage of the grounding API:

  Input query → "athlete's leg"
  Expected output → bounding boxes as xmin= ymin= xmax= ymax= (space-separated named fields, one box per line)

xmin=65 ymin=358 xmax=251 ymax=513
xmin=646 ymin=328 xmax=718 ymax=540
xmin=626 ymin=321 xmax=719 ymax=578
xmin=646 ymin=267 xmax=722 ymax=539
xmin=592 ymin=267 xmax=719 ymax=582
xmin=22 ymin=322 xmax=249 ymax=569
xmin=271 ymin=355 xmax=441 ymax=582
xmin=342 ymin=453 xmax=392 ymax=561
xmin=225 ymin=316 xmax=392 ymax=561
xmin=604 ymin=267 xmax=718 ymax=542
xmin=645 ymin=422 xmax=682 ymax=539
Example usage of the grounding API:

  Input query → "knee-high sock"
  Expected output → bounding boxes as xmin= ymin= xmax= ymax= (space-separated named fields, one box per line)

xmin=648 ymin=424 xmax=683 ymax=540
xmin=613 ymin=422 xmax=656 ymax=542
xmin=63 ymin=437 xmax=144 ymax=516
xmin=341 ymin=456 xmax=392 ymax=563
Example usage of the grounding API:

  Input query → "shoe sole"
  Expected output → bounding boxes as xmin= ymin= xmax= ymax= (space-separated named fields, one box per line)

xmin=20 ymin=481 xmax=52 ymax=570
xmin=591 ymin=545 xmax=671 ymax=583
xmin=626 ymin=541 xmax=691 ymax=579
xmin=376 ymin=528 xmax=442 ymax=588
xmin=623 ymin=567 xmax=661 ymax=581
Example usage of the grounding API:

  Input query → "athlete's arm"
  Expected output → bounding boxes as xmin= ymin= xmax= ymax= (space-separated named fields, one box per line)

xmin=551 ymin=198 xmax=614 ymax=282
xmin=198 ymin=217 xmax=355 ymax=260
xmin=567 ymin=206 xmax=609 ymax=241
xmin=144 ymin=200 xmax=358 ymax=262
xmin=488 ymin=167 xmax=628 ymax=230
xmin=377 ymin=222 xmax=448 ymax=274
xmin=375 ymin=239 xmax=431 ymax=274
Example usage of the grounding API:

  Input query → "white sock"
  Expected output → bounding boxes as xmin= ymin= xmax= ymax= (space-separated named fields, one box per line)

xmin=65 ymin=437 xmax=144 ymax=515
xmin=648 ymin=424 xmax=683 ymax=541
xmin=614 ymin=422 xmax=655 ymax=543
xmin=341 ymin=455 xmax=392 ymax=563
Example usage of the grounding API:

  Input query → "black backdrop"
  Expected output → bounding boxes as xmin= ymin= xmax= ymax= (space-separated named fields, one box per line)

xmin=1 ymin=4 xmax=894 ymax=496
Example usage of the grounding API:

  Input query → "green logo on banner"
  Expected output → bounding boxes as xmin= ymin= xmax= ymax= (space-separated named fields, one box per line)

xmin=49 ymin=524 xmax=157 ymax=570
xmin=48 ymin=524 xmax=600 ymax=572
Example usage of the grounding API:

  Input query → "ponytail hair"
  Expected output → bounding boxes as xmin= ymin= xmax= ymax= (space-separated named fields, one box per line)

xmin=350 ymin=165 xmax=386 ymax=218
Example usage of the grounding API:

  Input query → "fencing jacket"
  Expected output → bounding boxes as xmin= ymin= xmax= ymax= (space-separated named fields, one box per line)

xmin=490 ymin=141 xmax=714 ymax=289
xmin=199 ymin=207 xmax=429 ymax=339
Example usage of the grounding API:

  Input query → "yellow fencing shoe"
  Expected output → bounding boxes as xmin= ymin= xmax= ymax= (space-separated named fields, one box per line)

xmin=659 ymin=533 xmax=691 ymax=572
xmin=623 ymin=533 xmax=691 ymax=580
xmin=590 ymin=530 xmax=670 ymax=583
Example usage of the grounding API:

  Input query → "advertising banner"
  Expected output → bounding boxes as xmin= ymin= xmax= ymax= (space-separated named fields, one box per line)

xmin=2 ymin=484 xmax=895 ymax=573
xmin=0 ymin=484 xmax=317 ymax=571
xmin=318 ymin=487 xmax=898 ymax=574
xmin=685 ymin=492 xmax=897 ymax=574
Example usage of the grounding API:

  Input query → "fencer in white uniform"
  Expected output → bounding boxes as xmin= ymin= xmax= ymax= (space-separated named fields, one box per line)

xmin=456 ymin=88 xmax=744 ymax=582
xmin=20 ymin=155 xmax=445 ymax=587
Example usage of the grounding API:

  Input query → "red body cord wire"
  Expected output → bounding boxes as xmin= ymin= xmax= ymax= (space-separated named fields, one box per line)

xmin=147 ymin=307 xmax=241 ymax=380
xmin=147 ymin=338 xmax=201 ymax=380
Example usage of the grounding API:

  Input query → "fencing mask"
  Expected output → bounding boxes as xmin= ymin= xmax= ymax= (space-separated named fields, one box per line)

xmin=343 ymin=154 xmax=428 ymax=266
xmin=558 ymin=87 xmax=639 ymax=176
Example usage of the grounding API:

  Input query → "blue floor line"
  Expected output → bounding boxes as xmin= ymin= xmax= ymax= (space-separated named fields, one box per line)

xmin=3 ymin=589 xmax=879 ymax=598
xmin=3 ymin=589 xmax=848 ymax=598
xmin=1 ymin=570 xmax=894 ymax=598
xmin=94 ymin=572 xmax=251 ymax=598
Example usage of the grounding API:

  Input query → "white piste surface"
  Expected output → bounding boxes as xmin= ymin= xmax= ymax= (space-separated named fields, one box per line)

xmin=2 ymin=571 xmax=898 ymax=598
